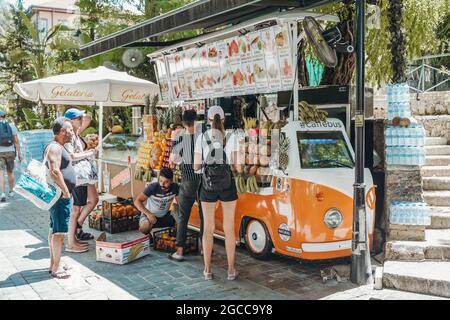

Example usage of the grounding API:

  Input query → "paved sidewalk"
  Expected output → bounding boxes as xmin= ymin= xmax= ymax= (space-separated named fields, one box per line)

xmin=0 ymin=195 xmax=446 ymax=300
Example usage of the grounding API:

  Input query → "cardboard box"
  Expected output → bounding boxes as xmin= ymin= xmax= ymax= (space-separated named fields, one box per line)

xmin=95 ymin=232 xmax=150 ymax=265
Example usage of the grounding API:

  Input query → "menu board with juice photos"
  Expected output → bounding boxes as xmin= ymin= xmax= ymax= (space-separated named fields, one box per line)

xmin=260 ymin=27 xmax=282 ymax=92
xmin=175 ymin=52 xmax=188 ymax=101
xmin=190 ymin=48 xmax=204 ymax=99
xmin=154 ymin=57 xmax=170 ymax=102
xmin=199 ymin=47 xmax=213 ymax=98
xmin=183 ymin=48 xmax=195 ymax=100
xmin=227 ymin=36 xmax=245 ymax=95
xmin=206 ymin=43 xmax=222 ymax=97
xmin=217 ymin=40 xmax=234 ymax=97
xmin=239 ymin=34 xmax=256 ymax=94
xmin=273 ymin=23 xmax=294 ymax=91
xmin=167 ymin=54 xmax=181 ymax=100
xmin=248 ymin=30 xmax=268 ymax=93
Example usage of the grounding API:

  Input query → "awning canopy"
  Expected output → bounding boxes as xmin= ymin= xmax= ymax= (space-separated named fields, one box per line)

xmin=80 ymin=0 xmax=337 ymax=60
xmin=13 ymin=66 xmax=159 ymax=106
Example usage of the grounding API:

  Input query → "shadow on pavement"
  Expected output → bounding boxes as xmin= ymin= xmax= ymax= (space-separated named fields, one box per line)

xmin=0 ymin=269 xmax=50 ymax=289
xmin=1 ymin=194 xmax=359 ymax=300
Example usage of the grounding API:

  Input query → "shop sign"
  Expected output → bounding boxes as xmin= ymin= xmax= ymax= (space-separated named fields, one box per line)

xmin=278 ymin=223 xmax=291 ymax=241
xmin=154 ymin=23 xmax=294 ymax=102
xmin=50 ymin=86 xmax=94 ymax=99
xmin=111 ymin=167 xmax=131 ymax=190
xmin=299 ymin=121 xmax=343 ymax=129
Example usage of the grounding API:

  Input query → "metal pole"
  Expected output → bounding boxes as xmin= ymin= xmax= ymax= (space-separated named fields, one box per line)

xmin=98 ymin=102 xmax=104 ymax=193
xmin=351 ymin=0 xmax=373 ymax=285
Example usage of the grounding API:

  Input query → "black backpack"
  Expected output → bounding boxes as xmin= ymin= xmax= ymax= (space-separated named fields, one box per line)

xmin=0 ymin=121 xmax=13 ymax=147
xmin=202 ymin=133 xmax=232 ymax=192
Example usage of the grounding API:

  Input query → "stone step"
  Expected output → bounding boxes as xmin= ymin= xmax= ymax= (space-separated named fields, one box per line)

xmin=385 ymin=229 xmax=450 ymax=261
xmin=426 ymin=155 xmax=450 ymax=166
xmin=425 ymin=145 xmax=450 ymax=155
xmin=425 ymin=137 xmax=448 ymax=146
xmin=423 ymin=177 xmax=450 ymax=190
xmin=429 ymin=207 xmax=450 ymax=229
xmin=383 ymin=261 xmax=450 ymax=298
xmin=423 ymin=191 xmax=450 ymax=206
xmin=421 ymin=165 xmax=450 ymax=177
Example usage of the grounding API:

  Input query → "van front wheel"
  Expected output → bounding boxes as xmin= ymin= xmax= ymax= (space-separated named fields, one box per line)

xmin=244 ymin=219 xmax=272 ymax=260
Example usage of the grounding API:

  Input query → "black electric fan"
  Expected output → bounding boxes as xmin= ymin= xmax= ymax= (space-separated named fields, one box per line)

xmin=302 ymin=16 xmax=354 ymax=68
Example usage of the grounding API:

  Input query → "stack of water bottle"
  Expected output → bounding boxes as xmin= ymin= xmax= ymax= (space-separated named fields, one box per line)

xmin=385 ymin=83 xmax=426 ymax=166
xmin=390 ymin=201 xmax=431 ymax=226
xmin=18 ymin=130 xmax=53 ymax=167
xmin=387 ymin=83 xmax=412 ymax=119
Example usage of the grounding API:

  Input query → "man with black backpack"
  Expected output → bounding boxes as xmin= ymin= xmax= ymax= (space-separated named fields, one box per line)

xmin=0 ymin=109 xmax=22 ymax=202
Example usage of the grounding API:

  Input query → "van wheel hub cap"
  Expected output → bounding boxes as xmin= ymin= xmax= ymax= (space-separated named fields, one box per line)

xmin=247 ymin=221 xmax=266 ymax=253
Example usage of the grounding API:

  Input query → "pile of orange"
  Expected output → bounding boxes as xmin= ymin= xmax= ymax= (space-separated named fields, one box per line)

xmin=111 ymin=204 xmax=139 ymax=219
xmin=155 ymin=233 xmax=177 ymax=250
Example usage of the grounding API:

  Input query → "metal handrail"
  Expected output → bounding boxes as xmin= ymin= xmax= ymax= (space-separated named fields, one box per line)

xmin=407 ymin=52 xmax=450 ymax=93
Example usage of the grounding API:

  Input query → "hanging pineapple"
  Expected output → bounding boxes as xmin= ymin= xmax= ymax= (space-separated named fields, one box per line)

xmin=171 ymin=106 xmax=183 ymax=128
xmin=279 ymin=133 xmax=290 ymax=171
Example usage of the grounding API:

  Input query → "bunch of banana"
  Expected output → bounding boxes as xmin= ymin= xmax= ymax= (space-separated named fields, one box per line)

xmin=134 ymin=166 xmax=144 ymax=180
xmin=298 ymin=101 xmax=328 ymax=124
xmin=260 ymin=120 xmax=275 ymax=130
xmin=128 ymin=243 xmax=146 ymax=262
xmin=173 ymin=166 xmax=182 ymax=184
xmin=235 ymin=174 xmax=246 ymax=194
xmin=245 ymin=175 xmax=260 ymax=194
xmin=243 ymin=117 xmax=257 ymax=129
xmin=142 ymin=169 xmax=154 ymax=182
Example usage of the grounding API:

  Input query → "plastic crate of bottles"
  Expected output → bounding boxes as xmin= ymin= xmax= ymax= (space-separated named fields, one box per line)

xmin=387 ymin=83 xmax=412 ymax=119
xmin=387 ymin=83 xmax=410 ymax=103
xmin=18 ymin=130 xmax=53 ymax=165
xmin=385 ymin=125 xmax=426 ymax=147
xmin=389 ymin=201 xmax=431 ymax=226
xmin=386 ymin=146 xmax=425 ymax=166
xmin=387 ymin=102 xmax=412 ymax=119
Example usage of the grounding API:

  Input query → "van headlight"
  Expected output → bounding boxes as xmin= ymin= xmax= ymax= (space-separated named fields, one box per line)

xmin=324 ymin=209 xmax=343 ymax=229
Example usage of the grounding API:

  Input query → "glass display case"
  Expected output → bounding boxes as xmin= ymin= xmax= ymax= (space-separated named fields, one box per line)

xmin=100 ymin=133 xmax=142 ymax=165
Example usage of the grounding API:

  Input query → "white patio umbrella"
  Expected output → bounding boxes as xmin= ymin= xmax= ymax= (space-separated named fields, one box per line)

xmin=14 ymin=66 xmax=160 ymax=192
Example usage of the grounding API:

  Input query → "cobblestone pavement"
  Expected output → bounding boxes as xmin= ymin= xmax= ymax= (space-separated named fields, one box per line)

xmin=0 ymin=195 xmax=446 ymax=300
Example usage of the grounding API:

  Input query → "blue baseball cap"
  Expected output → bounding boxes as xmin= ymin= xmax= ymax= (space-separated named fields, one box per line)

xmin=0 ymin=109 xmax=6 ymax=117
xmin=64 ymin=108 xmax=85 ymax=120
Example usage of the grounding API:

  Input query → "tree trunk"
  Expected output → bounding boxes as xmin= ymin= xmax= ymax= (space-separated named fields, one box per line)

xmin=297 ymin=39 xmax=309 ymax=86
xmin=389 ymin=0 xmax=407 ymax=83
xmin=145 ymin=0 xmax=158 ymax=18
xmin=320 ymin=2 xmax=356 ymax=85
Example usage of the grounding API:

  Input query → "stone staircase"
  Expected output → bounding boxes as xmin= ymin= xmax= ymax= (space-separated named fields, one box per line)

xmin=383 ymin=137 xmax=450 ymax=298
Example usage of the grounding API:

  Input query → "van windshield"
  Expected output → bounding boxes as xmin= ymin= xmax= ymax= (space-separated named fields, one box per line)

xmin=297 ymin=131 xmax=354 ymax=169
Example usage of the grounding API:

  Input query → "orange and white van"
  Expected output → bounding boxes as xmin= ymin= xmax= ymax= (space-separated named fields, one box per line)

xmin=188 ymin=118 xmax=376 ymax=261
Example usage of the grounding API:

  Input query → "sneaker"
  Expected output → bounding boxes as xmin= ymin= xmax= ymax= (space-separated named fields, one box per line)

xmin=0 ymin=193 xmax=5 ymax=202
xmin=8 ymin=192 xmax=14 ymax=198
xmin=203 ymin=270 xmax=213 ymax=280
xmin=168 ymin=252 xmax=184 ymax=262
xmin=227 ymin=269 xmax=239 ymax=281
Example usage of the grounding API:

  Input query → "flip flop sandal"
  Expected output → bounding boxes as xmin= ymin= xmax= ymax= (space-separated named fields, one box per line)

xmin=49 ymin=265 xmax=72 ymax=274
xmin=65 ymin=246 xmax=89 ymax=253
xmin=51 ymin=270 xmax=71 ymax=279
xmin=76 ymin=229 xmax=94 ymax=241
xmin=168 ymin=252 xmax=184 ymax=262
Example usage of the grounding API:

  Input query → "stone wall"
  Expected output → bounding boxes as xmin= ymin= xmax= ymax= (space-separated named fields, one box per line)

xmin=382 ymin=166 xmax=424 ymax=231
xmin=374 ymin=91 xmax=450 ymax=119
xmin=415 ymin=115 xmax=450 ymax=140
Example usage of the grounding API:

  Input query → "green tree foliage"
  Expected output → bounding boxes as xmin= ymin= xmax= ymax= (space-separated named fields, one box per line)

xmin=0 ymin=1 xmax=34 ymax=129
xmin=312 ymin=0 xmax=448 ymax=87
